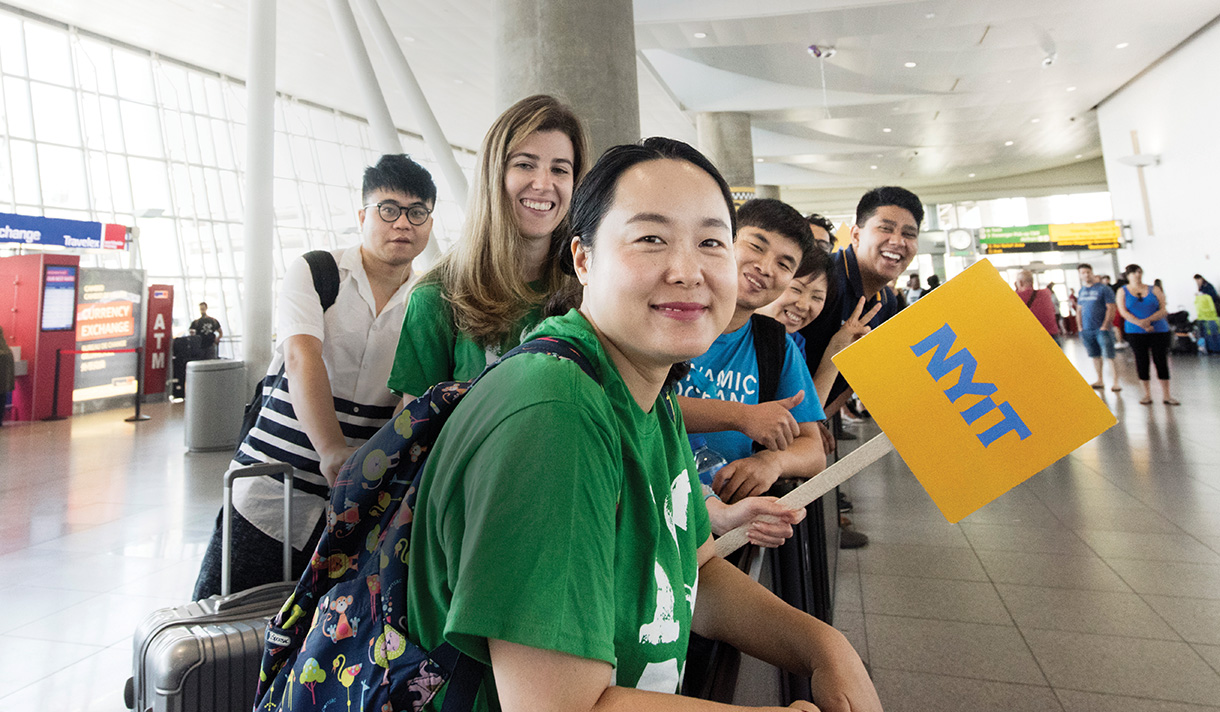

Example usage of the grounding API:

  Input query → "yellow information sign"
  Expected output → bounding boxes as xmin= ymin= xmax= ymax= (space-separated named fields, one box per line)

xmin=833 ymin=259 xmax=1116 ymax=522
xmin=1048 ymin=220 xmax=1122 ymax=248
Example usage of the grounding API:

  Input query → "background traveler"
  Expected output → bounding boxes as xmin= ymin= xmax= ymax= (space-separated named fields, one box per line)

xmin=1076 ymin=263 xmax=1121 ymax=392
xmin=1117 ymin=263 xmax=1178 ymax=405
xmin=1014 ymin=270 xmax=1060 ymax=339
xmin=189 ymin=302 xmax=223 ymax=359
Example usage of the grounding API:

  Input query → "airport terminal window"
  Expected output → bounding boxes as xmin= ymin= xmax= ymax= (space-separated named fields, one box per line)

xmin=0 ymin=6 xmax=474 ymax=357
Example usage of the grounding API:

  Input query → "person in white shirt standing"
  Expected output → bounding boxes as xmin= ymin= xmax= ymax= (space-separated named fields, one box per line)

xmin=193 ymin=154 xmax=436 ymax=599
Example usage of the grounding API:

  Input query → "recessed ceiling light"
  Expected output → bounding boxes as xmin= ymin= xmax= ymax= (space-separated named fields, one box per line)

xmin=883 ymin=127 xmax=892 ymax=133
xmin=1066 ymin=86 xmax=1077 ymax=92
xmin=1116 ymin=42 xmax=1129 ymax=49
xmin=453 ymin=78 xmax=464 ymax=84
xmin=925 ymin=13 xmax=936 ymax=19
xmin=1005 ymin=140 xmax=1014 ymax=146
xmin=870 ymin=165 xmax=878 ymax=170
xmin=693 ymin=32 xmax=707 ymax=39
xmin=403 ymin=36 xmax=416 ymax=42
xmin=1076 ymin=154 xmax=1083 ymax=159
xmin=755 ymin=158 xmax=764 ymax=163
xmin=1031 ymin=118 xmax=1041 ymax=123
xmin=969 ymin=173 xmax=976 ymax=178
xmin=876 ymin=153 xmax=884 ymax=158
xmin=904 ymin=62 xmax=917 ymax=68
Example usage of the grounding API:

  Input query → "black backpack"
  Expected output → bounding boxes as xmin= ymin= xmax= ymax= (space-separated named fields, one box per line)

xmin=749 ymin=313 xmax=787 ymax=405
xmin=749 ymin=314 xmax=789 ymax=453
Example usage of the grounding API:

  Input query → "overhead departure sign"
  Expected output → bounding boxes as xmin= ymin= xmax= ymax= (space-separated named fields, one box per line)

xmin=979 ymin=221 xmax=1122 ymax=253
xmin=833 ymin=259 xmax=1115 ymax=522
xmin=0 ymin=211 xmax=127 ymax=251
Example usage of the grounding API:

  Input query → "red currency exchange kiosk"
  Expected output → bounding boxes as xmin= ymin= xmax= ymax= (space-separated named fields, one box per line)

xmin=2 ymin=211 xmax=132 ymax=420
xmin=0 ymin=254 xmax=82 ymax=421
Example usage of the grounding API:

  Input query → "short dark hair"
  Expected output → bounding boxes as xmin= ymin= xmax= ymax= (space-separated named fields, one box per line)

xmin=567 ymin=137 xmax=736 ymax=267
xmin=806 ymin=213 xmax=837 ymax=244
xmin=199 ymin=302 xmax=207 ymax=308
xmin=794 ymin=241 xmax=833 ymax=280
xmin=362 ymin=154 xmax=437 ymax=205
xmin=1195 ymin=274 xmax=1205 ymax=280
xmin=855 ymin=186 xmax=924 ymax=228
xmin=555 ymin=137 xmax=734 ymax=389
xmin=1078 ymin=263 xmax=1093 ymax=271
xmin=737 ymin=199 xmax=815 ymax=268
xmin=1124 ymin=263 xmax=1142 ymax=276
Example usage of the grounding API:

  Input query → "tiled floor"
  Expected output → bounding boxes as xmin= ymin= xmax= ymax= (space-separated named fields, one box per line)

xmin=835 ymin=340 xmax=1220 ymax=711
xmin=0 ymin=338 xmax=1218 ymax=710
xmin=0 ymin=400 xmax=230 ymax=711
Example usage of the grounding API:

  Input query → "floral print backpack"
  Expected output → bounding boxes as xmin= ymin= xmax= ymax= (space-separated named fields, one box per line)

xmin=254 ymin=337 xmax=596 ymax=712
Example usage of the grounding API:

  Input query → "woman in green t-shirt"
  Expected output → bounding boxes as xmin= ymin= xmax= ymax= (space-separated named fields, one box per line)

xmin=387 ymin=95 xmax=591 ymax=399
xmin=407 ymin=138 xmax=882 ymax=712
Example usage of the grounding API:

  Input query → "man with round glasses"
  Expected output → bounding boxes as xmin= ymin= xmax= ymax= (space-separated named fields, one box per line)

xmin=367 ymin=201 xmax=432 ymax=226
xmin=194 ymin=154 xmax=437 ymax=598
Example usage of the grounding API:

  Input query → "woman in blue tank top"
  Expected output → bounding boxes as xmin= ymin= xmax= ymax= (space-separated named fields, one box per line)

xmin=1116 ymin=263 xmax=1178 ymax=405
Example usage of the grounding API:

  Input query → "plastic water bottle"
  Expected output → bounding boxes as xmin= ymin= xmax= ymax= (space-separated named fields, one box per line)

xmin=690 ymin=435 xmax=727 ymax=500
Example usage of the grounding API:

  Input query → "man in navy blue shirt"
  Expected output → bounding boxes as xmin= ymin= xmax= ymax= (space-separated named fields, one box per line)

xmin=799 ymin=187 xmax=924 ymax=418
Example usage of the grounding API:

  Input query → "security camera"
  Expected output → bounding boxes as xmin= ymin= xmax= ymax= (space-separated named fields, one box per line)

xmin=808 ymin=45 xmax=836 ymax=59
xmin=1041 ymin=53 xmax=1057 ymax=68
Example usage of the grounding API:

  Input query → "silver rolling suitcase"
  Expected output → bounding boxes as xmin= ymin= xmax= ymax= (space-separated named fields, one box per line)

xmin=125 ymin=463 xmax=297 ymax=712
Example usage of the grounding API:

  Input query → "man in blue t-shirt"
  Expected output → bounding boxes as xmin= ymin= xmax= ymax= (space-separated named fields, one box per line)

xmin=678 ymin=200 xmax=826 ymax=544
xmin=1077 ymin=263 xmax=1121 ymax=392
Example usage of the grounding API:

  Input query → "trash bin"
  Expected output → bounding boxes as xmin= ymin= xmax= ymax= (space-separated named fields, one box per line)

xmin=185 ymin=359 xmax=246 ymax=452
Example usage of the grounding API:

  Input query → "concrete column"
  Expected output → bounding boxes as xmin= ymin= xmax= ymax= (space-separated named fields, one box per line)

xmin=697 ymin=112 xmax=755 ymax=190
xmin=495 ymin=0 xmax=639 ymax=159
xmin=241 ymin=0 xmax=276 ymax=390
xmin=352 ymin=0 xmax=470 ymax=269
xmin=327 ymin=0 xmax=401 ymax=154
xmin=756 ymin=184 xmax=780 ymax=200
xmin=351 ymin=0 xmax=469 ymax=205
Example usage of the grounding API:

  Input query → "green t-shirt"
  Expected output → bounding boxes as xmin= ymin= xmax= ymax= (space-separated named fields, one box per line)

xmin=387 ymin=280 xmax=544 ymax=396
xmin=405 ymin=309 xmax=712 ymax=710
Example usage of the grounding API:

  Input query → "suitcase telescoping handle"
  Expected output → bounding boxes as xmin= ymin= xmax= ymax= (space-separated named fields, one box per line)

xmin=221 ymin=463 xmax=294 ymax=596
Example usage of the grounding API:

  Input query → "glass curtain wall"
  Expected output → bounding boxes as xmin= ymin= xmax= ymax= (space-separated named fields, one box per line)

xmin=0 ymin=8 xmax=473 ymax=358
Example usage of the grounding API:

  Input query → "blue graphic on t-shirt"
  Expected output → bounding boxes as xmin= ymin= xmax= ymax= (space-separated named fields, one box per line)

xmin=679 ymin=321 xmax=825 ymax=463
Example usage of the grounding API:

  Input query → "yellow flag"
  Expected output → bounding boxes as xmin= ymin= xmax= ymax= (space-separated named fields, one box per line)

xmin=833 ymin=259 xmax=1116 ymax=522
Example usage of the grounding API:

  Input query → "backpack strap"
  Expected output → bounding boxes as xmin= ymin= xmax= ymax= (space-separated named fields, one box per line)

xmin=303 ymin=250 xmax=341 ymax=312
xmin=431 ymin=642 xmax=485 ymax=712
xmin=750 ymin=313 xmax=787 ymax=404
xmin=235 ymin=250 xmax=340 ymax=452
xmin=493 ymin=336 xmax=599 ymax=384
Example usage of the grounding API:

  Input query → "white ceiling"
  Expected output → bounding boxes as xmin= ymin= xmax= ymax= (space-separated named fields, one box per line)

xmin=10 ymin=0 xmax=1219 ymax=203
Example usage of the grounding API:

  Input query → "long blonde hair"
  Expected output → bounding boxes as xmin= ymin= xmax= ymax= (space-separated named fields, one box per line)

xmin=428 ymin=95 xmax=591 ymax=348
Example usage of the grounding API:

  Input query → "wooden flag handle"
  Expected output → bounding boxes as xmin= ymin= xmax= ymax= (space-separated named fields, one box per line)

xmin=713 ymin=433 xmax=895 ymax=558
